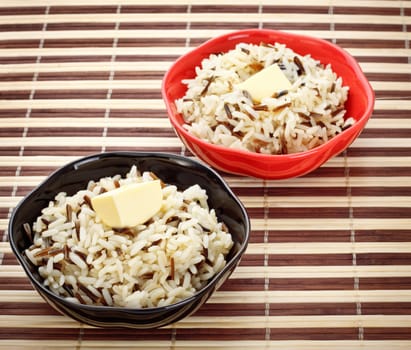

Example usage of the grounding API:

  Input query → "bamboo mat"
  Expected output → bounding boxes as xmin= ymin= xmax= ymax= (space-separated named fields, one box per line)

xmin=1 ymin=0 xmax=411 ymax=349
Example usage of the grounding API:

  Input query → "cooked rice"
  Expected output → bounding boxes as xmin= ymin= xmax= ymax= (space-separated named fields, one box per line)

xmin=24 ymin=166 xmax=233 ymax=308
xmin=176 ymin=42 xmax=355 ymax=154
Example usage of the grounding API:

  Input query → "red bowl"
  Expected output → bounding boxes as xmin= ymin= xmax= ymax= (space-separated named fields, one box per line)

xmin=162 ymin=29 xmax=375 ymax=179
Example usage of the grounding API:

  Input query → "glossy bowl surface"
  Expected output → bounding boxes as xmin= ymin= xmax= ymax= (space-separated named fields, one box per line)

xmin=8 ymin=152 xmax=250 ymax=329
xmin=162 ymin=29 xmax=375 ymax=179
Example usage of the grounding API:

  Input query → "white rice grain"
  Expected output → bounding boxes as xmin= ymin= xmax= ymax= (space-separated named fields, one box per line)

xmin=69 ymin=252 xmax=87 ymax=270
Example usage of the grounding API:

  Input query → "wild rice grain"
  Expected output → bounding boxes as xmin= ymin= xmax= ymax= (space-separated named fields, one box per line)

xmin=293 ymin=55 xmax=305 ymax=75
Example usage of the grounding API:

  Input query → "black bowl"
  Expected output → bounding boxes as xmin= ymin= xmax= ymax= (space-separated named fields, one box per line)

xmin=8 ymin=152 xmax=250 ymax=329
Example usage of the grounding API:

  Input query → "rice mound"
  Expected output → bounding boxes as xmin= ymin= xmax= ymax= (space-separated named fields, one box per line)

xmin=176 ymin=42 xmax=354 ymax=154
xmin=24 ymin=166 xmax=233 ymax=308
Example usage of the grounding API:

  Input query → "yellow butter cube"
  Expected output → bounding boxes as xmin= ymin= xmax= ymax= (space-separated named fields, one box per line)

xmin=91 ymin=180 xmax=162 ymax=228
xmin=237 ymin=63 xmax=292 ymax=103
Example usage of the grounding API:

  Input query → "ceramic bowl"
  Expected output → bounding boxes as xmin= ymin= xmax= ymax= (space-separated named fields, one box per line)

xmin=162 ymin=29 xmax=375 ymax=179
xmin=8 ymin=152 xmax=250 ymax=328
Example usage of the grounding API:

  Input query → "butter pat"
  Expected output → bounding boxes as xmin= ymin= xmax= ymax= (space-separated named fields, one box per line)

xmin=91 ymin=180 xmax=162 ymax=228
xmin=237 ymin=63 xmax=292 ymax=103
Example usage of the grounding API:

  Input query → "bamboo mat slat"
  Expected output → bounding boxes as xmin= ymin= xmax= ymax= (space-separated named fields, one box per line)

xmin=0 ymin=0 xmax=410 ymax=7
xmin=0 ymin=1 xmax=410 ymax=349
xmin=3 ymin=288 xmax=411 ymax=304
xmin=0 ymin=13 xmax=410 ymax=25
xmin=0 ymin=47 xmax=410 ymax=58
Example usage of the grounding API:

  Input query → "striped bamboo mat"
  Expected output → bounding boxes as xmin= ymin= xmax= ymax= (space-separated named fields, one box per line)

xmin=1 ymin=0 xmax=411 ymax=349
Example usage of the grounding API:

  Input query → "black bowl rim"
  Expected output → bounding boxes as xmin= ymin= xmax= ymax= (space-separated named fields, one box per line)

xmin=8 ymin=151 xmax=250 ymax=315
